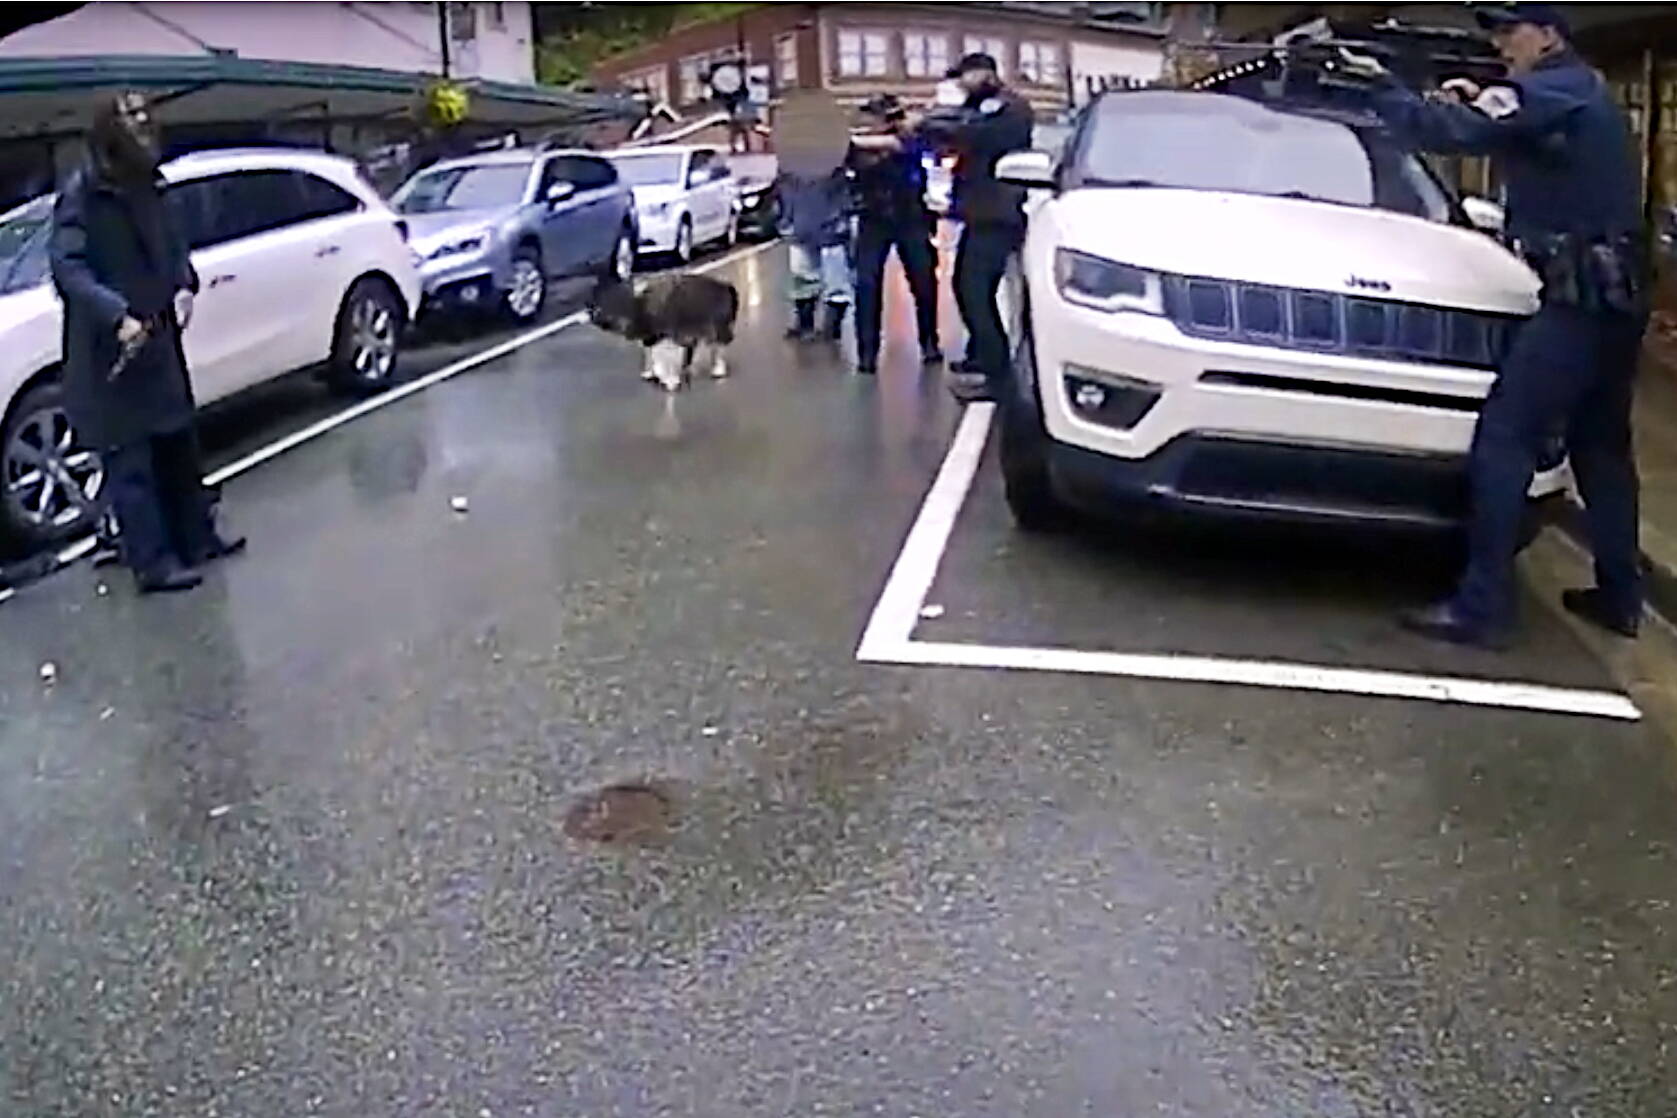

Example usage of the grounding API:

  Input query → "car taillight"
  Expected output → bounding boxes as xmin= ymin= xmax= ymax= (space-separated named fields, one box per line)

xmin=394 ymin=219 xmax=409 ymax=242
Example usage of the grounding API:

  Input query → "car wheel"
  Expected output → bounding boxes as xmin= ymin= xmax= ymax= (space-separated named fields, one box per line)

xmin=1000 ymin=317 xmax=1069 ymax=533
xmin=328 ymin=277 xmax=403 ymax=395
xmin=1 ymin=381 xmax=105 ymax=548
xmin=604 ymin=225 xmax=635 ymax=283
xmin=674 ymin=217 xmax=694 ymax=264
xmin=505 ymin=247 xmax=547 ymax=324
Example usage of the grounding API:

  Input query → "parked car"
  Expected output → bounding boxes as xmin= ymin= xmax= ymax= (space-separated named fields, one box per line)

xmin=392 ymin=147 xmax=636 ymax=325
xmin=605 ymin=145 xmax=737 ymax=263
xmin=0 ymin=147 xmax=421 ymax=550
xmin=991 ymin=90 xmax=1565 ymax=540
xmin=729 ymin=153 xmax=779 ymax=240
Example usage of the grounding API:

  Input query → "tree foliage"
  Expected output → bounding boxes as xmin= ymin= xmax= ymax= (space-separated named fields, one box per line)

xmin=536 ymin=3 xmax=761 ymax=88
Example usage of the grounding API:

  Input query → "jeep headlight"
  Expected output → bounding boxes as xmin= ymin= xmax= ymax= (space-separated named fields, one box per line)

xmin=428 ymin=233 xmax=488 ymax=260
xmin=1055 ymin=250 xmax=1164 ymax=315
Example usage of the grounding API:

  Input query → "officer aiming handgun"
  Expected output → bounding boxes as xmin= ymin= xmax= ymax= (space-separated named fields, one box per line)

xmin=1339 ymin=2 xmax=1649 ymax=648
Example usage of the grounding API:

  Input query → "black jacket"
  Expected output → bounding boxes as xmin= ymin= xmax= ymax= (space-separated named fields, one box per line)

xmin=942 ymin=87 xmax=1034 ymax=228
xmin=50 ymin=164 xmax=199 ymax=448
xmin=1372 ymin=51 xmax=1641 ymax=247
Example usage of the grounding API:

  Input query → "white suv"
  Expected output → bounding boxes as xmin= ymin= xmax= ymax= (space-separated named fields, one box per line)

xmin=0 ymin=148 xmax=421 ymax=550
xmin=993 ymin=90 xmax=1563 ymax=539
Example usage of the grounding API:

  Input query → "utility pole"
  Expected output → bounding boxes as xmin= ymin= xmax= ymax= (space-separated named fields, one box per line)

xmin=437 ymin=1 xmax=452 ymax=78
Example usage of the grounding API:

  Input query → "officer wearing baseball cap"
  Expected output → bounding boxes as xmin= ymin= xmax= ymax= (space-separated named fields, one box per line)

xmin=1342 ymin=3 xmax=1650 ymax=648
xmin=921 ymin=51 xmax=1034 ymax=402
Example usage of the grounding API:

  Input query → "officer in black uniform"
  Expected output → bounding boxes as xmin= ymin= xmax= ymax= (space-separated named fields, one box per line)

xmin=922 ymin=53 xmax=1034 ymax=402
xmin=1346 ymin=3 xmax=1650 ymax=647
xmin=848 ymin=94 xmax=942 ymax=375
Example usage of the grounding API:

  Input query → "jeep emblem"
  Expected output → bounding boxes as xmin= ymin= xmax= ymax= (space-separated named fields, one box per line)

xmin=1346 ymin=275 xmax=1391 ymax=292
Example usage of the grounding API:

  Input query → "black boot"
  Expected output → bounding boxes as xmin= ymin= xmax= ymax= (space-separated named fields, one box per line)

xmin=136 ymin=560 xmax=202 ymax=595
xmin=822 ymin=301 xmax=847 ymax=342
xmin=786 ymin=299 xmax=816 ymax=340
xmin=1561 ymin=588 xmax=1640 ymax=638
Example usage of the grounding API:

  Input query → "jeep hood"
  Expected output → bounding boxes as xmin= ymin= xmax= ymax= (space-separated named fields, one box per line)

xmin=1051 ymin=187 xmax=1539 ymax=315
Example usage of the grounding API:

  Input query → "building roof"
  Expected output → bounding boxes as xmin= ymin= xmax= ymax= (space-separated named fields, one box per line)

xmin=0 ymin=52 xmax=640 ymax=142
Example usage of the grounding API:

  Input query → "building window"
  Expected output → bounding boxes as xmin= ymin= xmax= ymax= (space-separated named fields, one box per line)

xmin=902 ymin=31 xmax=949 ymax=80
xmin=837 ymin=29 xmax=890 ymax=78
xmin=1018 ymin=40 xmax=1062 ymax=85
xmin=963 ymin=35 xmax=1007 ymax=76
xmin=775 ymin=33 xmax=799 ymax=87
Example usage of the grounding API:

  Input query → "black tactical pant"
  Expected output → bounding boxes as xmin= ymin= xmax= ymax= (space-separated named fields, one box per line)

xmin=105 ymin=427 xmax=216 ymax=577
xmin=1454 ymin=302 xmax=1648 ymax=629
xmin=954 ymin=222 xmax=1024 ymax=395
xmin=853 ymin=215 xmax=939 ymax=370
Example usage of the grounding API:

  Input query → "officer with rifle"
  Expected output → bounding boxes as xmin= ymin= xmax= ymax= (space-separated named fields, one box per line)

xmin=1341 ymin=2 xmax=1650 ymax=648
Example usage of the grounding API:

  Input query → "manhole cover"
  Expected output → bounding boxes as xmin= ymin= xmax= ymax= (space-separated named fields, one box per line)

xmin=563 ymin=783 xmax=673 ymax=844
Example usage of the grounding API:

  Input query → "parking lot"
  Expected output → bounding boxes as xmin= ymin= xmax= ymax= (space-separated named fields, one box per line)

xmin=3 ymin=243 xmax=1676 ymax=1115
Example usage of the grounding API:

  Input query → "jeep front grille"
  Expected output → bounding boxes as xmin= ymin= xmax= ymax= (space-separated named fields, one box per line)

xmin=1164 ymin=277 xmax=1518 ymax=370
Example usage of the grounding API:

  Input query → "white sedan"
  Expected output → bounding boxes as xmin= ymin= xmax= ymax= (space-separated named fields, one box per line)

xmin=606 ymin=145 xmax=738 ymax=264
xmin=0 ymin=148 xmax=421 ymax=551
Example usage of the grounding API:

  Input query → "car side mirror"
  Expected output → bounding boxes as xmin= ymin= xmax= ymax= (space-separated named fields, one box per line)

xmin=996 ymin=150 xmax=1056 ymax=190
xmin=545 ymin=181 xmax=576 ymax=206
xmin=1462 ymin=196 xmax=1505 ymax=235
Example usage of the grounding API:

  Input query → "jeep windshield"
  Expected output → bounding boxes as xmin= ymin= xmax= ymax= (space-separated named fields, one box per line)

xmin=1069 ymin=91 xmax=1452 ymax=224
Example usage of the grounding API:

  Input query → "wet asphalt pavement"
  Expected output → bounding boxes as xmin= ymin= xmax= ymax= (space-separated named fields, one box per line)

xmin=3 ymin=243 xmax=1677 ymax=1116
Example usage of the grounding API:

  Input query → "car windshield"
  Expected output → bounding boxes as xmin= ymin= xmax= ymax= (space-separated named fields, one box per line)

xmin=1071 ymin=92 xmax=1452 ymax=223
xmin=394 ymin=162 xmax=531 ymax=213
xmin=610 ymin=152 xmax=685 ymax=187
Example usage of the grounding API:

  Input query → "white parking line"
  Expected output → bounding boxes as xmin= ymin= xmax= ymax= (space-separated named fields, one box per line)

xmin=1 ymin=241 xmax=776 ymax=606
xmin=856 ymin=404 xmax=1642 ymax=722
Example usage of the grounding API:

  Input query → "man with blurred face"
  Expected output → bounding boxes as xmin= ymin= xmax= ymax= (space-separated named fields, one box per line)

xmin=1343 ymin=4 xmax=1649 ymax=649
xmin=50 ymin=91 xmax=243 ymax=595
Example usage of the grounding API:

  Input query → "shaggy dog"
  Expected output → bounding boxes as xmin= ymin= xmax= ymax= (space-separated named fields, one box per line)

xmin=589 ymin=274 xmax=740 ymax=392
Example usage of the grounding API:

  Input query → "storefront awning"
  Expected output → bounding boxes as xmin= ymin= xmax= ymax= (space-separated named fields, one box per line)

xmin=0 ymin=53 xmax=641 ymax=142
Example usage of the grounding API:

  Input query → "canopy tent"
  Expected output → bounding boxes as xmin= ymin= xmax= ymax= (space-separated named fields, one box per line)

xmin=0 ymin=53 xmax=639 ymax=143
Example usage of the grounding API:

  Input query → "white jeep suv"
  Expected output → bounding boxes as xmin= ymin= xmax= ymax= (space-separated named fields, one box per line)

xmin=994 ymin=90 xmax=1562 ymax=539
xmin=0 ymin=148 xmax=421 ymax=550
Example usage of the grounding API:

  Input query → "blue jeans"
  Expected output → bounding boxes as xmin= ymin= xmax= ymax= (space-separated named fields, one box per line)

xmin=787 ymin=242 xmax=853 ymax=306
xmin=1453 ymin=302 xmax=1647 ymax=629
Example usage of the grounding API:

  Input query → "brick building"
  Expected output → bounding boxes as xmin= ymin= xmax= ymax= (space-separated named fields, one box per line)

xmin=586 ymin=1 xmax=1170 ymax=123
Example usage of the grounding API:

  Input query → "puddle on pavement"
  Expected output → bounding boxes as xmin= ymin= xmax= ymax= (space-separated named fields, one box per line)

xmin=563 ymin=782 xmax=675 ymax=845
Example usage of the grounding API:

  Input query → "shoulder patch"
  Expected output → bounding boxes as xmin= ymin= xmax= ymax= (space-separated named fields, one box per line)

xmin=979 ymin=97 xmax=1004 ymax=115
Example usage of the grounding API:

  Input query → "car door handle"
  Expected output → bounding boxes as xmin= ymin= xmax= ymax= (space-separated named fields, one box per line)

xmin=314 ymin=245 xmax=341 ymax=258
xmin=207 ymin=273 xmax=236 ymax=288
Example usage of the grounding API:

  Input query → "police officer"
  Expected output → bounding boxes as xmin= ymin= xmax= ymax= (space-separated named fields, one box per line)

xmin=922 ymin=53 xmax=1034 ymax=402
xmin=1345 ymin=3 xmax=1649 ymax=647
xmin=848 ymin=94 xmax=942 ymax=375
xmin=50 ymin=92 xmax=244 ymax=594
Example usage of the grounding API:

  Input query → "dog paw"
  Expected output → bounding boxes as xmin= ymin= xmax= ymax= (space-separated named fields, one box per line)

xmin=710 ymin=359 xmax=729 ymax=379
xmin=640 ymin=367 xmax=658 ymax=381
xmin=657 ymin=378 xmax=683 ymax=393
